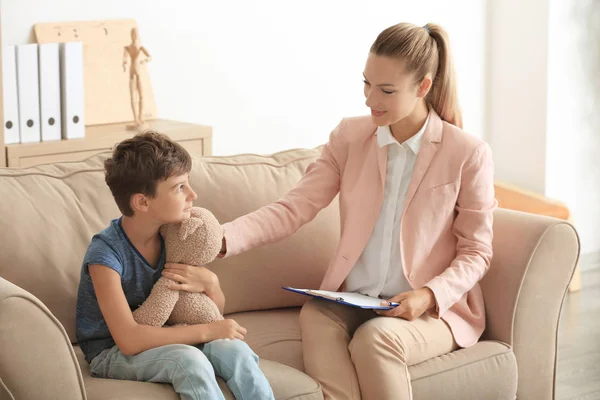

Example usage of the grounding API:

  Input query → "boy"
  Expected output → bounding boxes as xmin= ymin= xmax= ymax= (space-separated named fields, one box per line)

xmin=76 ymin=131 xmax=275 ymax=400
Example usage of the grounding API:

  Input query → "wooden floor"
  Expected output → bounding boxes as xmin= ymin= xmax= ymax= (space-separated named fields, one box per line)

xmin=556 ymin=264 xmax=600 ymax=400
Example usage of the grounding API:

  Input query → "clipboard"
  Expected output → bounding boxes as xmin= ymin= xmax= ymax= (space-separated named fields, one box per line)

xmin=282 ymin=287 xmax=399 ymax=310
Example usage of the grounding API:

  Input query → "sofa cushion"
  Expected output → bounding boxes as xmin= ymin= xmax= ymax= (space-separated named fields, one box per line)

xmin=410 ymin=340 xmax=518 ymax=399
xmin=0 ymin=154 xmax=119 ymax=343
xmin=190 ymin=148 xmax=340 ymax=315
xmin=0 ymin=148 xmax=338 ymax=342
xmin=227 ymin=307 xmax=304 ymax=372
xmin=74 ymin=346 xmax=323 ymax=400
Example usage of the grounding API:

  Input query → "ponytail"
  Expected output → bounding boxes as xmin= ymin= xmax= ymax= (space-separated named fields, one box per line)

xmin=424 ymin=24 xmax=462 ymax=128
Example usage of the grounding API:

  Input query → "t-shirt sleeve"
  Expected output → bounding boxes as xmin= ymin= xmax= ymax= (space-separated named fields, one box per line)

xmin=83 ymin=236 xmax=124 ymax=276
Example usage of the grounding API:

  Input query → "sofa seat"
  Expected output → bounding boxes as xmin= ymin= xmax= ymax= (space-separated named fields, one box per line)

xmin=234 ymin=308 xmax=518 ymax=400
xmin=234 ymin=307 xmax=518 ymax=400
xmin=76 ymin=306 xmax=517 ymax=400
xmin=411 ymin=340 xmax=518 ymax=399
xmin=74 ymin=309 xmax=322 ymax=400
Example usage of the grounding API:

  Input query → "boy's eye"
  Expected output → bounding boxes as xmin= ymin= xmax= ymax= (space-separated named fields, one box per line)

xmin=178 ymin=184 xmax=185 ymax=191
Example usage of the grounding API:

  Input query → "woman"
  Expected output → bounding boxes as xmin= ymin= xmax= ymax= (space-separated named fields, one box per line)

xmin=169 ymin=22 xmax=496 ymax=400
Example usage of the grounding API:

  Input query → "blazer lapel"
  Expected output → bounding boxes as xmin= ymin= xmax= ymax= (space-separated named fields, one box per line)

xmin=403 ymin=111 xmax=443 ymax=212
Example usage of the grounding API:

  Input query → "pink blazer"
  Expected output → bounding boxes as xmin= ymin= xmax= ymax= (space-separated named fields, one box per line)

xmin=223 ymin=110 xmax=497 ymax=348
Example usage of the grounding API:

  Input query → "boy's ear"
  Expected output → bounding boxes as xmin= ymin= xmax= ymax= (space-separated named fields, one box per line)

xmin=130 ymin=193 xmax=149 ymax=213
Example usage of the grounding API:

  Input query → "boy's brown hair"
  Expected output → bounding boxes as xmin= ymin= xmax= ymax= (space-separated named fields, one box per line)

xmin=104 ymin=131 xmax=192 ymax=216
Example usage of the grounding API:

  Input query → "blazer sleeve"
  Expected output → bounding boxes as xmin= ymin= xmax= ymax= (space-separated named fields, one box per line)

xmin=222 ymin=120 xmax=348 ymax=257
xmin=425 ymin=142 xmax=497 ymax=317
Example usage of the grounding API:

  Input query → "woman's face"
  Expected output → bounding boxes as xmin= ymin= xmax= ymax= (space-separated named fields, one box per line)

xmin=363 ymin=53 xmax=424 ymax=127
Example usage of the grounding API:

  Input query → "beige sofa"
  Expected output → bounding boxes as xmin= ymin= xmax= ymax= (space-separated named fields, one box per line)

xmin=0 ymin=147 xmax=579 ymax=400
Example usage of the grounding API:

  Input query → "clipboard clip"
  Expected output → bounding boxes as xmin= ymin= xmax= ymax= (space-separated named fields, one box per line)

xmin=306 ymin=290 xmax=344 ymax=302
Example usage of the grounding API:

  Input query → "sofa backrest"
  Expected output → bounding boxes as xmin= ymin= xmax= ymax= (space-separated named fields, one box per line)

xmin=0 ymin=148 xmax=339 ymax=343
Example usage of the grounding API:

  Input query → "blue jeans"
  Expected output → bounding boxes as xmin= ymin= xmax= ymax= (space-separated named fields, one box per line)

xmin=90 ymin=339 xmax=275 ymax=400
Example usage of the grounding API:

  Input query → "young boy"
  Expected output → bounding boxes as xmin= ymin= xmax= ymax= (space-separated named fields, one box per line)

xmin=75 ymin=131 xmax=275 ymax=400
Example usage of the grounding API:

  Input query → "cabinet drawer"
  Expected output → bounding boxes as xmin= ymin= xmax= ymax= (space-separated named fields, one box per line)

xmin=8 ymin=138 xmax=208 ymax=168
xmin=3 ymin=120 xmax=212 ymax=168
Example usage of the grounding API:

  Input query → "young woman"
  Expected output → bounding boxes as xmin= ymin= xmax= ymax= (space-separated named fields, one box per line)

xmin=168 ymin=22 xmax=496 ymax=400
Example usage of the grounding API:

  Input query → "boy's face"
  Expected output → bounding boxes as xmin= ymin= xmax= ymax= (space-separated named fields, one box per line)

xmin=146 ymin=173 xmax=197 ymax=224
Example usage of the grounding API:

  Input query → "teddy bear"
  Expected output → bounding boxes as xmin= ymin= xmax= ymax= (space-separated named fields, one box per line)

xmin=132 ymin=207 xmax=225 ymax=327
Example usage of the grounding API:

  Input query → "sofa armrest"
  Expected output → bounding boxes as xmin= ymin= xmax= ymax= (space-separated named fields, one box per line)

xmin=0 ymin=277 xmax=87 ymax=400
xmin=480 ymin=208 xmax=579 ymax=400
xmin=494 ymin=180 xmax=572 ymax=220
xmin=0 ymin=378 xmax=16 ymax=400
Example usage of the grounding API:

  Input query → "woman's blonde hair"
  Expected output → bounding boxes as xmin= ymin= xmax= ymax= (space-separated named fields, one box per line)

xmin=370 ymin=22 xmax=463 ymax=128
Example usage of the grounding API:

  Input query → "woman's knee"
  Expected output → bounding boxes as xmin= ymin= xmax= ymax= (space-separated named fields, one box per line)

xmin=299 ymin=298 xmax=323 ymax=323
xmin=349 ymin=318 xmax=408 ymax=362
xmin=299 ymin=298 xmax=347 ymax=326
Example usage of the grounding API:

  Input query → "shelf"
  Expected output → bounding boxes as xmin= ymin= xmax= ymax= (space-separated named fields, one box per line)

xmin=4 ymin=119 xmax=212 ymax=168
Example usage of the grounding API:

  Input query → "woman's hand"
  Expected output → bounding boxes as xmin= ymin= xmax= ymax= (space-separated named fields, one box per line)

xmin=162 ymin=263 xmax=219 ymax=293
xmin=216 ymin=237 xmax=227 ymax=259
xmin=376 ymin=287 xmax=437 ymax=321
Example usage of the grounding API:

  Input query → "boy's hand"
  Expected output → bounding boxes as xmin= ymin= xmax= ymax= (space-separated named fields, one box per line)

xmin=162 ymin=263 xmax=218 ymax=293
xmin=205 ymin=319 xmax=247 ymax=341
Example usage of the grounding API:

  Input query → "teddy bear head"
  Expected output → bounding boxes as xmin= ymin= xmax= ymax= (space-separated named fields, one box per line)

xmin=159 ymin=207 xmax=224 ymax=266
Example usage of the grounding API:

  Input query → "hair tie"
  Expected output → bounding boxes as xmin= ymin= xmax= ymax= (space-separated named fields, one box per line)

xmin=423 ymin=25 xmax=430 ymax=34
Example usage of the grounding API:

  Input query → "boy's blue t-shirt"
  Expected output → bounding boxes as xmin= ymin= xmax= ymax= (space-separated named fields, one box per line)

xmin=76 ymin=217 xmax=166 ymax=363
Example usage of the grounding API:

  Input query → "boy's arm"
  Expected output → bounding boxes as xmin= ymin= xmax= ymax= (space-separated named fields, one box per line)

xmin=89 ymin=264 xmax=243 ymax=355
xmin=162 ymin=263 xmax=225 ymax=313
xmin=205 ymin=281 xmax=225 ymax=314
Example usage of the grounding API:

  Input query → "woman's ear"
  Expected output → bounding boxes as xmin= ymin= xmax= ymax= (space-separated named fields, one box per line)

xmin=417 ymin=75 xmax=433 ymax=98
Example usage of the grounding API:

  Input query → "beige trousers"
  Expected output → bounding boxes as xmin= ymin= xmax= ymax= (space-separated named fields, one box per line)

xmin=299 ymin=298 xmax=458 ymax=400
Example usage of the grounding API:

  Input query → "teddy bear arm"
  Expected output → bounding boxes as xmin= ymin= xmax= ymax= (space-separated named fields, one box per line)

xmin=132 ymin=277 xmax=180 ymax=327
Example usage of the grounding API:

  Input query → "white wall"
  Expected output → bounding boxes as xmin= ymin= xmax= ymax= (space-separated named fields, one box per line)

xmin=487 ymin=0 xmax=550 ymax=195
xmin=488 ymin=0 xmax=600 ymax=257
xmin=1 ymin=0 xmax=487 ymax=156
xmin=547 ymin=0 xmax=600 ymax=258
xmin=4 ymin=1 xmax=598 ymax=256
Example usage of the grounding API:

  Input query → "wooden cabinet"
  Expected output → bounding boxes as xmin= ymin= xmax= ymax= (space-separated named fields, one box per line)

xmin=4 ymin=119 xmax=212 ymax=168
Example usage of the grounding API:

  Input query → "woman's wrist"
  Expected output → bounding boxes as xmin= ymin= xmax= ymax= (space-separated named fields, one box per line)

xmin=421 ymin=287 xmax=436 ymax=310
xmin=218 ymin=237 xmax=227 ymax=258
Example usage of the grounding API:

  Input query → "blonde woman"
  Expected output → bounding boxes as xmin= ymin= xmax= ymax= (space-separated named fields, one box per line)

xmin=169 ymin=22 xmax=497 ymax=399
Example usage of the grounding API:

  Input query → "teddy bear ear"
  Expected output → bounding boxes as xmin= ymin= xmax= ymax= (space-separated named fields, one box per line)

xmin=178 ymin=217 xmax=205 ymax=242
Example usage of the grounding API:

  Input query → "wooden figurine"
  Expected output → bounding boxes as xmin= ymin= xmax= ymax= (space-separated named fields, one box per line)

xmin=123 ymin=27 xmax=152 ymax=131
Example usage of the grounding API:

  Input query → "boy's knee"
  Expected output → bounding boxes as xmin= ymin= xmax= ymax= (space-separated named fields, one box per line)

xmin=206 ymin=339 xmax=258 ymax=362
xmin=161 ymin=344 xmax=213 ymax=370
